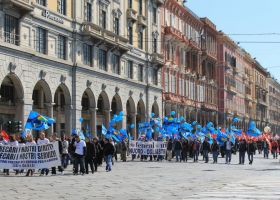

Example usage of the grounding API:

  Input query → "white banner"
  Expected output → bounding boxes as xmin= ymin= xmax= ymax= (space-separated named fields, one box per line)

xmin=0 ymin=142 xmax=61 ymax=169
xmin=129 ymin=141 xmax=167 ymax=155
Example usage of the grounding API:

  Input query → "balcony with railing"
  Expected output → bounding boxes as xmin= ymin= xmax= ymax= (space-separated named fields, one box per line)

xmin=164 ymin=26 xmax=185 ymax=44
xmin=137 ymin=15 xmax=147 ymax=27
xmin=82 ymin=23 xmax=129 ymax=53
xmin=127 ymin=8 xmax=138 ymax=22
xmin=1 ymin=0 xmax=34 ymax=15
xmin=151 ymin=53 xmax=164 ymax=65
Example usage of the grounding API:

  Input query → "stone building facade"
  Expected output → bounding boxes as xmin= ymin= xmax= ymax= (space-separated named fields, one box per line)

xmin=267 ymin=76 xmax=280 ymax=134
xmin=0 ymin=0 xmax=164 ymax=138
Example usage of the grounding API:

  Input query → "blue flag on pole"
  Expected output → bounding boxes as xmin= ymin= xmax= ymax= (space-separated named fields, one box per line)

xmin=102 ymin=124 xmax=107 ymax=136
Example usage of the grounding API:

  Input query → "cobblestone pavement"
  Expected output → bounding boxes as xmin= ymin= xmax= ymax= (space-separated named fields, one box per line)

xmin=1 ymin=154 xmax=280 ymax=200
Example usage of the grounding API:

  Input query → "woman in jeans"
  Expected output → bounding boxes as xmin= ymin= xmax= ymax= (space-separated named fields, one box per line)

xmin=61 ymin=135 xmax=69 ymax=169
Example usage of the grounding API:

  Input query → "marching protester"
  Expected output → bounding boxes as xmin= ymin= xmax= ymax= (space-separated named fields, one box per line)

xmin=211 ymin=139 xmax=219 ymax=164
xmin=192 ymin=139 xmax=200 ymax=163
xmin=37 ymin=132 xmax=50 ymax=176
xmin=181 ymin=139 xmax=189 ymax=162
xmin=25 ymin=133 xmax=36 ymax=176
xmin=73 ymin=134 xmax=87 ymax=175
xmin=93 ymin=137 xmax=101 ymax=172
xmin=85 ymin=137 xmax=96 ymax=174
xmin=224 ymin=138 xmax=233 ymax=164
xmin=174 ymin=138 xmax=182 ymax=162
xmin=248 ymin=139 xmax=256 ymax=165
xmin=120 ymin=140 xmax=127 ymax=162
xmin=50 ymin=133 xmax=63 ymax=175
xmin=202 ymin=138 xmax=211 ymax=163
xmin=262 ymin=139 xmax=269 ymax=159
xmin=166 ymin=139 xmax=173 ymax=161
xmin=103 ymin=138 xmax=115 ymax=172
xmin=239 ymin=139 xmax=247 ymax=165
xmin=271 ymin=139 xmax=278 ymax=159
xmin=61 ymin=135 xmax=69 ymax=169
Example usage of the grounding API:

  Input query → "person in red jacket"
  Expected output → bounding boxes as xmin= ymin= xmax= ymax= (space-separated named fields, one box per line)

xmin=271 ymin=139 xmax=278 ymax=159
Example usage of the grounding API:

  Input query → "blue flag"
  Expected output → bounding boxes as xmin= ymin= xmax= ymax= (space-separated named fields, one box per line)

xmin=102 ymin=124 xmax=107 ymax=136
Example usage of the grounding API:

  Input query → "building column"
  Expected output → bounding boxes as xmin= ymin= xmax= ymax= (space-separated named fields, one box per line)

xmin=131 ymin=113 xmax=136 ymax=140
xmin=46 ymin=102 xmax=54 ymax=136
xmin=65 ymin=105 xmax=72 ymax=137
xmin=104 ymin=110 xmax=110 ymax=129
xmin=0 ymin=11 xmax=4 ymax=43
xmin=38 ymin=89 xmax=44 ymax=109
xmin=90 ymin=107 xmax=97 ymax=136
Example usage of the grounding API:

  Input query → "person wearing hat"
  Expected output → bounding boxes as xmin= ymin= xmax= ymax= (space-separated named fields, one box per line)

xmin=73 ymin=135 xmax=86 ymax=175
xmin=103 ymin=138 xmax=115 ymax=172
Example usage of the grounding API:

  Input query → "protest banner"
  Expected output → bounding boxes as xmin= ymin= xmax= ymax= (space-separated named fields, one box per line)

xmin=128 ymin=141 xmax=167 ymax=155
xmin=0 ymin=142 xmax=61 ymax=169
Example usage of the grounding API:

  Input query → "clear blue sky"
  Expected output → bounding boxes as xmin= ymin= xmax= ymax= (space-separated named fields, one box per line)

xmin=187 ymin=0 xmax=280 ymax=81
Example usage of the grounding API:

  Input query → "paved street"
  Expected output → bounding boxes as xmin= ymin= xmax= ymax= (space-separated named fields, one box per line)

xmin=1 ymin=154 xmax=280 ymax=200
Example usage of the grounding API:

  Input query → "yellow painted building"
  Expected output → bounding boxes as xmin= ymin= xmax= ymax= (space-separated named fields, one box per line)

xmin=48 ymin=0 xmax=72 ymax=18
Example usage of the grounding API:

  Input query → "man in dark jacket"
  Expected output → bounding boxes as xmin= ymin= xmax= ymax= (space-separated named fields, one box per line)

xmin=239 ymin=139 xmax=247 ymax=164
xmin=202 ymin=138 xmax=211 ymax=163
xmin=181 ymin=140 xmax=189 ymax=162
xmin=103 ymin=138 xmax=115 ymax=172
xmin=85 ymin=138 xmax=96 ymax=174
xmin=166 ymin=139 xmax=173 ymax=161
xmin=174 ymin=139 xmax=182 ymax=162
xmin=211 ymin=139 xmax=219 ymax=163
xmin=248 ymin=139 xmax=256 ymax=164
xmin=121 ymin=140 xmax=127 ymax=162
xmin=93 ymin=137 xmax=101 ymax=172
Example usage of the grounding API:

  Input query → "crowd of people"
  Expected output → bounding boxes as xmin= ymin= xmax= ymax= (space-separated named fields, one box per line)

xmin=0 ymin=131 xmax=128 ymax=176
xmin=130 ymin=137 xmax=280 ymax=165
xmin=0 ymin=130 xmax=279 ymax=176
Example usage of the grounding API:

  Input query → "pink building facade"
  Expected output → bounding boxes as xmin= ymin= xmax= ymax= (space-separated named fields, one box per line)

xmin=161 ymin=0 xmax=218 ymax=126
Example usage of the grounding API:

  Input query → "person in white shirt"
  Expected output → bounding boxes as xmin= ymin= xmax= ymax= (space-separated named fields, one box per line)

xmin=61 ymin=135 xmax=69 ymax=169
xmin=73 ymin=135 xmax=86 ymax=175
xmin=37 ymin=132 xmax=50 ymax=176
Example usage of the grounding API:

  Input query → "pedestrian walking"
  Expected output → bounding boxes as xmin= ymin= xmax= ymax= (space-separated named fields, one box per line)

xmin=224 ymin=138 xmax=233 ymax=164
xmin=120 ymin=140 xmax=127 ymax=162
xmin=192 ymin=139 xmax=200 ymax=162
xmin=93 ymin=137 xmax=101 ymax=172
xmin=248 ymin=139 xmax=256 ymax=165
xmin=239 ymin=139 xmax=247 ymax=164
xmin=262 ymin=140 xmax=269 ymax=159
xmin=73 ymin=135 xmax=86 ymax=175
xmin=61 ymin=135 xmax=69 ymax=169
xmin=50 ymin=133 xmax=63 ymax=175
xmin=174 ymin=139 xmax=182 ymax=162
xmin=181 ymin=139 xmax=188 ymax=162
xmin=103 ymin=138 xmax=115 ymax=172
xmin=37 ymin=132 xmax=50 ymax=176
xmin=202 ymin=138 xmax=210 ymax=163
xmin=211 ymin=139 xmax=219 ymax=164
xmin=166 ymin=139 xmax=173 ymax=161
xmin=85 ymin=137 xmax=96 ymax=174
xmin=25 ymin=133 xmax=36 ymax=176
xmin=271 ymin=139 xmax=278 ymax=159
